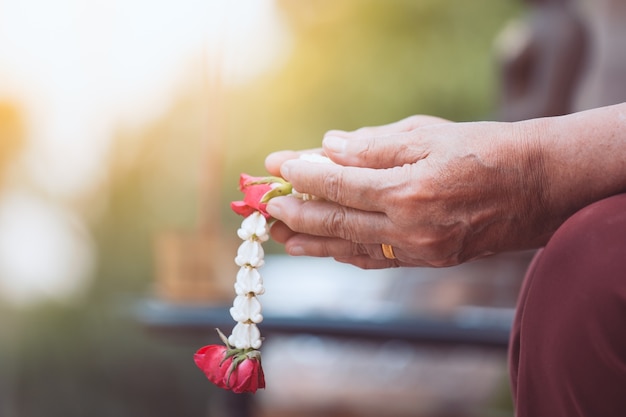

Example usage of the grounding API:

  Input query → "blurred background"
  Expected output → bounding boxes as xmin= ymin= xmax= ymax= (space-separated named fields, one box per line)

xmin=0 ymin=0 xmax=529 ymax=416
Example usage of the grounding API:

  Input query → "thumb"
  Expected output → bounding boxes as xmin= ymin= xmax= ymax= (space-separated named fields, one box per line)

xmin=322 ymin=115 xmax=448 ymax=168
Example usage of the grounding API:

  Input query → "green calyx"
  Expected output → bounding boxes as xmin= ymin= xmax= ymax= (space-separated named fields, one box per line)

xmin=248 ymin=176 xmax=293 ymax=203
xmin=215 ymin=328 xmax=261 ymax=368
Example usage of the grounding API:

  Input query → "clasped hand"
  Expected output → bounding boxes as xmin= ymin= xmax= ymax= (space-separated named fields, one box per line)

xmin=265 ymin=115 xmax=551 ymax=269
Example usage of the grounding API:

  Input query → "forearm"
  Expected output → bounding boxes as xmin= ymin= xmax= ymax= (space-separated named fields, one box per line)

xmin=527 ymin=102 xmax=626 ymax=228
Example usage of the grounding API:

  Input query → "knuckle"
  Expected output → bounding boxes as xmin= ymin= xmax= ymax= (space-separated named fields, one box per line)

xmin=355 ymin=138 xmax=374 ymax=162
xmin=354 ymin=126 xmax=374 ymax=135
xmin=322 ymin=208 xmax=347 ymax=237
xmin=350 ymin=241 xmax=372 ymax=257
xmin=322 ymin=171 xmax=343 ymax=202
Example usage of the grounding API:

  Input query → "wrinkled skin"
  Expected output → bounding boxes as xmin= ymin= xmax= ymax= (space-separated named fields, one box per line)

xmin=264 ymin=105 xmax=626 ymax=269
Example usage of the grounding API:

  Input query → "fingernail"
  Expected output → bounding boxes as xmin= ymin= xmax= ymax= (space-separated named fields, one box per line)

xmin=279 ymin=161 xmax=292 ymax=179
xmin=323 ymin=135 xmax=346 ymax=155
xmin=287 ymin=244 xmax=304 ymax=256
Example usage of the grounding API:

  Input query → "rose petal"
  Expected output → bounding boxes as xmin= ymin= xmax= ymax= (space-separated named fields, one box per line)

xmin=230 ymin=201 xmax=256 ymax=218
xmin=194 ymin=345 xmax=231 ymax=389
xmin=228 ymin=357 xmax=264 ymax=394
xmin=231 ymin=174 xmax=282 ymax=219
xmin=234 ymin=174 xmax=273 ymax=218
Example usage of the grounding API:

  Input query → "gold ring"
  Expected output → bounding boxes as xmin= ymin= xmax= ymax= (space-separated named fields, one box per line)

xmin=381 ymin=243 xmax=396 ymax=260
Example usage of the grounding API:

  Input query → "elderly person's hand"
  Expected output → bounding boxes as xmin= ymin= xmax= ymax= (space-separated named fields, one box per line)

xmin=265 ymin=104 xmax=626 ymax=269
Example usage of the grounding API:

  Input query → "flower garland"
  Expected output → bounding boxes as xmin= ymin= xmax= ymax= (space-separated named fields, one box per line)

xmin=193 ymin=174 xmax=292 ymax=394
xmin=194 ymin=155 xmax=329 ymax=393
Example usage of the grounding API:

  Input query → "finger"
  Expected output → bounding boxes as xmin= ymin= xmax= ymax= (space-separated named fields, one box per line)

xmin=276 ymin=158 xmax=407 ymax=213
xmin=269 ymin=220 xmax=296 ymax=244
xmin=271 ymin=210 xmax=403 ymax=264
xmin=279 ymin=230 xmax=426 ymax=269
xmin=322 ymin=127 xmax=435 ymax=169
xmin=281 ymin=233 xmax=390 ymax=260
xmin=323 ymin=115 xmax=448 ymax=169
xmin=272 ymin=216 xmax=426 ymax=267
xmin=264 ymin=148 xmax=324 ymax=177
xmin=266 ymin=195 xmax=392 ymax=242
xmin=269 ymin=201 xmax=442 ymax=268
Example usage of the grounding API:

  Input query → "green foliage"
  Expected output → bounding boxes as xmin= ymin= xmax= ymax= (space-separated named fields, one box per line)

xmin=220 ymin=0 xmax=521 ymax=216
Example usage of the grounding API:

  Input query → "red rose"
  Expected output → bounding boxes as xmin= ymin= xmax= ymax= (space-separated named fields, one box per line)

xmin=193 ymin=345 xmax=232 ymax=390
xmin=231 ymin=174 xmax=272 ymax=218
xmin=226 ymin=354 xmax=265 ymax=394
xmin=194 ymin=344 xmax=265 ymax=394
xmin=230 ymin=174 xmax=292 ymax=219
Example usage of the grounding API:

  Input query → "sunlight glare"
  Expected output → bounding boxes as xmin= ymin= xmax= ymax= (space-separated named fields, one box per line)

xmin=0 ymin=0 xmax=290 ymax=304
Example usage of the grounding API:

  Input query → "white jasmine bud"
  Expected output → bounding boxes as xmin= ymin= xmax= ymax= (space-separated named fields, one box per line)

xmin=230 ymin=294 xmax=263 ymax=324
xmin=229 ymin=322 xmax=262 ymax=350
xmin=235 ymin=266 xmax=265 ymax=296
xmin=235 ymin=240 xmax=265 ymax=267
xmin=237 ymin=211 xmax=269 ymax=242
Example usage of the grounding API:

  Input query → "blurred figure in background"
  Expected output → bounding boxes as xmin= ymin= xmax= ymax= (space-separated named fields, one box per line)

xmin=496 ymin=0 xmax=626 ymax=121
xmin=572 ymin=0 xmax=626 ymax=111
xmin=495 ymin=0 xmax=587 ymax=121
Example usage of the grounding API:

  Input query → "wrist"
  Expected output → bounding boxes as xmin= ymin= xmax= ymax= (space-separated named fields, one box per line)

xmin=527 ymin=104 xmax=626 ymax=232
xmin=504 ymin=118 xmax=554 ymax=246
